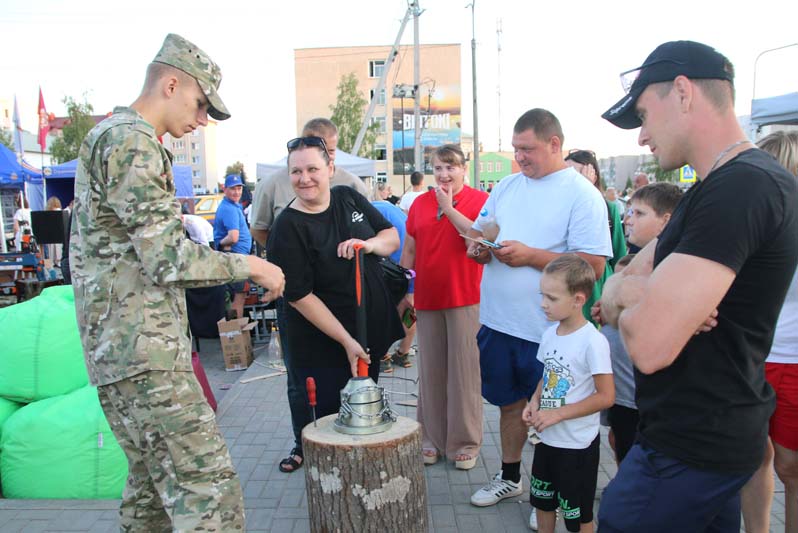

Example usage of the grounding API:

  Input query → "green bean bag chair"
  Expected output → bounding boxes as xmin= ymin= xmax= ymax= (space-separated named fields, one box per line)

xmin=0 ymin=386 xmax=127 ymax=499
xmin=0 ymin=286 xmax=88 ymax=402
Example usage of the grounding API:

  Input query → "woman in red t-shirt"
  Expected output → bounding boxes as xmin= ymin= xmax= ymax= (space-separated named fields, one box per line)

xmin=400 ymin=144 xmax=489 ymax=470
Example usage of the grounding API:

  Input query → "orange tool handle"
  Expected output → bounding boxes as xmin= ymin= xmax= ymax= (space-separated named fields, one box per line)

xmin=357 ymin=359 xmax=369 ymax=377
xmin=306 ymin=377 xmax=317 ymax=406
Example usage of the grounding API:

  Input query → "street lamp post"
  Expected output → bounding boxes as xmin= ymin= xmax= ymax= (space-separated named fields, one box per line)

xmin=467 ymin=1 xmax=479 ymax=186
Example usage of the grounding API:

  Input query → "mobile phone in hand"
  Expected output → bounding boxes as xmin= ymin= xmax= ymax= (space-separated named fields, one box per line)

xmin=402 ymin=307 xmax=417 ymax=328
xmin=460 ymin=234 xmax=503 ymax=249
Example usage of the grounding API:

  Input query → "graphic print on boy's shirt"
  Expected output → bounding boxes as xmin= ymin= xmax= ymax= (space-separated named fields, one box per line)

xmin=540 ymin=351 xmax=576 ymax=409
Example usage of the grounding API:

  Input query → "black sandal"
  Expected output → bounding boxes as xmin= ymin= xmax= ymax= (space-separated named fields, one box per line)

xmin=279 ymin=447 xmax=304 ymax=473
xmin=391 ymin=350 xmax=412 ymax=368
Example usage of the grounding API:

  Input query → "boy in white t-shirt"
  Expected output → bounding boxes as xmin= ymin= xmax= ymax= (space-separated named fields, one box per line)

xmin=522 ymin=254 xmax=614 ymax=533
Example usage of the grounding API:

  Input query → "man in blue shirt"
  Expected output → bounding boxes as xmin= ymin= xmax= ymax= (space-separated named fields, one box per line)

xmin=214 ymin=173 xmax=253 ymax=319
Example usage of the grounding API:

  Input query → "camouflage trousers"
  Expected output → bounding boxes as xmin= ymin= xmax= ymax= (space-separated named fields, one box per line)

xmin=98 ymin=371 xmax=245 ymax=532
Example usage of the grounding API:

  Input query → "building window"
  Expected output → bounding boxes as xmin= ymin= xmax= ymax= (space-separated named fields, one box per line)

xmin=376 ymin=172 xmax=388 ymax=183
xmin=479 ymin=163 xmax=484 ymax=173
xmin=369 ymin=60 xmax=385 ymax=78
xmin=496 ymin=162 xmax=502 ymax=173
xmin=371 ymin=116 xmax=386 ymax=133
xmin=192 ymin=129 xmax=200 ymax=136
xmin=173 ymin=140 xmax=184 ymax=150
xmin=374 ymin=144 xmax=387 ymax=161
xmin=174 ymin=154 xmax=186 ymax=163
xmin=487 ymin=162 xmax=493 ymax=173
xmin=370 ymin=88 xmax=386 ymax=105
xmin=192 ymin=170 xmax=200 ymax=178
xmin=191 ymin=156 xmax=200 ymax=164
xmin=191 ymin=142 xmax=199 ymax=151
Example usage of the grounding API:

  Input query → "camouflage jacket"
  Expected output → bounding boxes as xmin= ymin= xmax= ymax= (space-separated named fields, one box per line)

xmin=71 ymin=107 xmax=250 ymax=386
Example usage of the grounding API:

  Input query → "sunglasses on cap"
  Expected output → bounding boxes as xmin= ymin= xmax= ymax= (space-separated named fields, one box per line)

xmin=286 ymin=136 xmax=329 ymax=153
xmin=619 ymin=59 xmax=687 ymax=93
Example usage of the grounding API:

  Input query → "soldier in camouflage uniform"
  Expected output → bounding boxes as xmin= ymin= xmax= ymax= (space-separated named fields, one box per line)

xmin=70 ymin=33 xmax=285 ymax=532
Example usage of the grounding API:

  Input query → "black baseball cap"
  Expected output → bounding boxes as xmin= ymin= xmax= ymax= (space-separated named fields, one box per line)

xmin=602 ymin=40 xmax=733 ymax=129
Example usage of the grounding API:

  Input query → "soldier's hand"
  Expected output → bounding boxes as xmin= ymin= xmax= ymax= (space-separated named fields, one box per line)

xmin=247 ymin=256 xmax=285 ymax=302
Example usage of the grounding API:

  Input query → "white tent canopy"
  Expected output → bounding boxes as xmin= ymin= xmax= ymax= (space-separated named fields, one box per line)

xmin=256 ymin=150 xmax=376 ymax=180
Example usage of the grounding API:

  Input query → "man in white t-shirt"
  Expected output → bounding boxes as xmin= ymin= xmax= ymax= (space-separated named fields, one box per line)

xmin=398 ymin=171 xmax=426 ymax=213
xmin=466 ymin=108 xmax=612 ymax=510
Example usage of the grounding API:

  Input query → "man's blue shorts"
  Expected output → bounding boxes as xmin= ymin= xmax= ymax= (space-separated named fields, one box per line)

xmin=477 ymin=325 xmax=543 ymax=406
xmin=597 ymin=440 xmax=752 ymax=533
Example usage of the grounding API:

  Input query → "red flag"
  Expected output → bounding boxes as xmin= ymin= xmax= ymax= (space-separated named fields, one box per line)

xmin=37 ymin=87 xmax=50 ymax=152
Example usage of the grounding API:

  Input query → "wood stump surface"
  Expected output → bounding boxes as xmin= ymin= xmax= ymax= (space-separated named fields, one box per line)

xmin=302 ymin=414 xmax=427 ymax=533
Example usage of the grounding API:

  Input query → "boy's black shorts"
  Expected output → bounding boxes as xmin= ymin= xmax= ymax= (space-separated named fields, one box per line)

xmin=529 ymin=435 xmax=600 ymax=533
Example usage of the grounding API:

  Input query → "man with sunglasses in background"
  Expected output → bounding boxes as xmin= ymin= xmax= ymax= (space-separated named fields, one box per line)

xmin=250 ymin=118 xmax=368 ymax=473
xmin=70 ymin=34 xmax=285 ymax=531
xmin=598 ymin=40 xmax=798 ymax=532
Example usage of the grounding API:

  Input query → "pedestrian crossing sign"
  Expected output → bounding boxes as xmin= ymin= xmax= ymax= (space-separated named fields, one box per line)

xmin=680 ymin=165 xmax=697 ymax=182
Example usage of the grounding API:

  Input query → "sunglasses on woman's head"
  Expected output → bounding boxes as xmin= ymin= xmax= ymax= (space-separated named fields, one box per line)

xmin=286 ymin=136 xmax=328 ymax=153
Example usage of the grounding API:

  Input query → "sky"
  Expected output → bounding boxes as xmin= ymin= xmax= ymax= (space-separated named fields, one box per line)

xmin=2 ymin=0 xmax=797 ymax=179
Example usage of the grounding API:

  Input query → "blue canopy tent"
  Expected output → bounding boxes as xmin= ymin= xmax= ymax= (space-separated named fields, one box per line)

xmin=172 ymin=165 xmax=193 ymax=198
xmin=0 ymin=144 xmax=42 ymax=188
xmin=749 ymin=44 xmax=798 ymax=139
xmin=42 ymin=159 xmax=78 ymax=208
xmin=42 ymin=159 xmax=194 ymax=207
xmin=0 ymin=144 xmax=43 ymax=251
xmin=749 ymin=92 xmax=798 ymax=138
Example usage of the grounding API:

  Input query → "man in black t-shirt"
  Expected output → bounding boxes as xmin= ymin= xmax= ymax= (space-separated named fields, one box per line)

xmin=596 ymin=41 xmax=798 ymax=532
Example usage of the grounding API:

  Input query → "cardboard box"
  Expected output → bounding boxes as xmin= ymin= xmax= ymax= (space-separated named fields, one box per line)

xmin=217 ymin=317 xmax=256 ymax=371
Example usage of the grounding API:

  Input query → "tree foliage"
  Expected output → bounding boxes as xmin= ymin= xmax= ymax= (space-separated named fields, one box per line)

xmin=225 ymin=161 xmax=245 ymax=176
xmin=50 ymin=96 xmax=95 ymax=164
xmin=329 ymin=72 xmax=379 ymax=158
xmin=0 ymin=128 xmax=12 ymax=150
xmin=640 ymin=158 xmax=679 ymax=183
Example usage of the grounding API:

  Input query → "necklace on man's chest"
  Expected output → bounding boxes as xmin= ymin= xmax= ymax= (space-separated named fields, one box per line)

xmin=708 ymin=140 xmax=752 ymax=174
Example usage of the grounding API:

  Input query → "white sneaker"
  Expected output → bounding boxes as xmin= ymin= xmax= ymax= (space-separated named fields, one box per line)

xmin=470 ymin=471 xmax=523 ymax=507
xmin=528 ymin=510 xmax=539 ymax=531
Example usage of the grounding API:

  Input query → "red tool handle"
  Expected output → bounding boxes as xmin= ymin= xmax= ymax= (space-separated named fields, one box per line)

xmin=306 ymin=377 xmax=317 ymax=407
xmin=357 ymin=359 xmax=369 ymax=377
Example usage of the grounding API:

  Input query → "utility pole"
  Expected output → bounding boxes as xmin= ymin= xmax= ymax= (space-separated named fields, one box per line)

xmin=468 ymin=1 xmax=479 ymax=185
xmin=352 ymin=5 xmax=414 ymax=156
xmin=412 ymin=1 xmax=423 ymax=174
xmin=496 ymin=18 xmax=502 ymax=153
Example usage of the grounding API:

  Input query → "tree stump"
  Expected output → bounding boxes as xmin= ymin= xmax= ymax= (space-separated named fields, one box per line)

xmin=302 ymin=414 xmax=427 ymax=533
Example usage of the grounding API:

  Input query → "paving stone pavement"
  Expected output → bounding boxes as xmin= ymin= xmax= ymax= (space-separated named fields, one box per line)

xmin=0 ymin=341 xmax=787 ymax=532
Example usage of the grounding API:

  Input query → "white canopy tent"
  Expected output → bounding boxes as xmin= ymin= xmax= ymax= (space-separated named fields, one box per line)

xmin=256 ymin=150 xmax=376 ymax=180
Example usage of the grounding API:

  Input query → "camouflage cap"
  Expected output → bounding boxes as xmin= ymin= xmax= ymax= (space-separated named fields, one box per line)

xmin=153 ymin=33 xmax=230 ymax=121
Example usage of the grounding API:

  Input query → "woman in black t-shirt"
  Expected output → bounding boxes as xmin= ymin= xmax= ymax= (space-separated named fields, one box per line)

xmin=266 ymin=136 xmax=404 ymax=462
